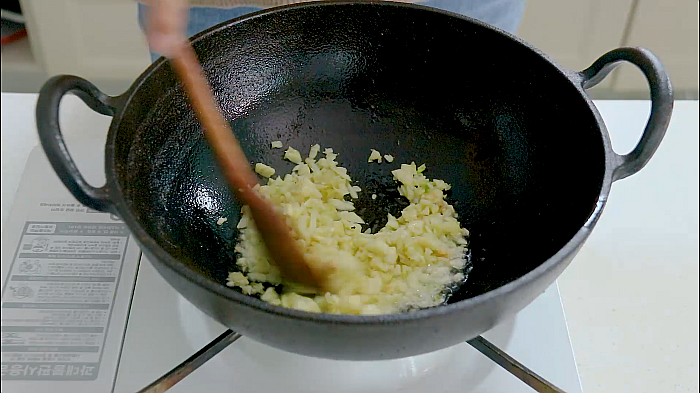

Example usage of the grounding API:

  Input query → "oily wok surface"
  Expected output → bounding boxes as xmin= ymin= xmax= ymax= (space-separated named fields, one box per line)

xmin=113 ymin=3 xmax=605 ymax=308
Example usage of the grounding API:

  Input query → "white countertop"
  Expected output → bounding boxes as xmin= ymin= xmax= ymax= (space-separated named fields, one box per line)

xmin=2 ymin=93 xmax=698 ymax=392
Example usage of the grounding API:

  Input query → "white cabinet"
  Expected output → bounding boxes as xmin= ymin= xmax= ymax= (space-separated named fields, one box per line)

xmin=614 ymin=0 xmax=699 ymax=98
xmin=518 ymin=0 xmax=699 ymax=99
xmin=518 ymin=0 xmax=634 ymax=89
xmin=18 ymin=0 xmax=151 ymax=95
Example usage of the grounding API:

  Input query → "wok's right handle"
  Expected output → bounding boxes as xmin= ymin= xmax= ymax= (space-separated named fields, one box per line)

xmin=580 ymin=47 xmax=673 ymax=181
xmin=36 ymin=75 xmax=117 ymax=212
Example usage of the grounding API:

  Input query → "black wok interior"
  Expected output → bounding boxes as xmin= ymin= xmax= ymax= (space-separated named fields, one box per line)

xmin=114 ymin=3 xmax=605 ymax=303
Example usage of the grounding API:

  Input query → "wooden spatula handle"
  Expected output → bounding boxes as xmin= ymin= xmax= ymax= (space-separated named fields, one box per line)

xmin=170 ymin=44 xmax=259 ymax=201
xmin=169 ymin=44 xmax=327 ymax=290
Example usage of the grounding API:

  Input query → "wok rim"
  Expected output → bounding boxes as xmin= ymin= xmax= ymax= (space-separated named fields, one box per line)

xmin=105 ymin=0 xmax=616 ymax=326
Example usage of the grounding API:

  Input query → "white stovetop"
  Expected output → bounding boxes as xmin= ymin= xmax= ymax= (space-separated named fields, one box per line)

xmin=115 ymin=254 xmax=581 ymax=393
xmin=2 ymin=94 xmax=698 ymax=392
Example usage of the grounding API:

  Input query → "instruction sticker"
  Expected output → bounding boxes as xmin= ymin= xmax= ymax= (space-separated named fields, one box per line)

xmin=1 ymin=215 xmax=131 ymax=381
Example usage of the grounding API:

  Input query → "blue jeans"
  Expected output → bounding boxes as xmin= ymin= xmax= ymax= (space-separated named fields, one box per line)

xmin=138 ymin=1 xmax=526 ymax=62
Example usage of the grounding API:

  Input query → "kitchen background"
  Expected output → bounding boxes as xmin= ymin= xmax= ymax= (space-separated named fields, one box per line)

xmin=1 ymin=0 xmax=698 ymax=99
xmin=1 ymin=2 xmax=698 ymax=393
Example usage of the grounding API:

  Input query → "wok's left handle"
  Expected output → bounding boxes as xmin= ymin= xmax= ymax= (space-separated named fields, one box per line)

xmin=579 ymin=47 xmax=673 ymax=181
xmin=36 ymin=75 xmax=118 ymax=212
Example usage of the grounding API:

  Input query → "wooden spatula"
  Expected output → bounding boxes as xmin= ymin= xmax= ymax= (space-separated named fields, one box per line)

xmin=169 ymin=43 xmax=328 ymax=291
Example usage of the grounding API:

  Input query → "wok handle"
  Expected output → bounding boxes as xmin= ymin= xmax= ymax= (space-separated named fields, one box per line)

xmin=36 ymin=75 xmax=117 ymax=212
xmin=580 ymin=47 xmax=673 ymax=181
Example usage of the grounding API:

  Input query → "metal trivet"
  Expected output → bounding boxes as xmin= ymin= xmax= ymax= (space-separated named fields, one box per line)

xmin=137 ymin=329 xmax=565 ymax=393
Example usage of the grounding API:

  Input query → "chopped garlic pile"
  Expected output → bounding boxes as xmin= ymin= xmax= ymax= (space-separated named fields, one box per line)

xmin=227 ymin=144 xmax=469 ymax=315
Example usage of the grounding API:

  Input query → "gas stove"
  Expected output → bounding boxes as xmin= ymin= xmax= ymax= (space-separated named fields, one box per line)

xmin=2 ymin=142 xmax=583 ymax=393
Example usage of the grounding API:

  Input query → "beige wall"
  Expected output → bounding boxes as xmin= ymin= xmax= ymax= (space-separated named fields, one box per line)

xmin=519 ymin=0 xmax=699 ymax=99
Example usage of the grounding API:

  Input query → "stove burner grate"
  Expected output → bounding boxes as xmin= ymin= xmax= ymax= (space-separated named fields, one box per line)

xmin=136 ymin=330 xmax=565 ymax=393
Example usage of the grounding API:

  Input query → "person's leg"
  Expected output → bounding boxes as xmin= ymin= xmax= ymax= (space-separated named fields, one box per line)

xmin=420 ymin=0 xmax=527 ymax=34
xmin=183 ymin=5 xmax=263 ymax=37
xmin=138 ymin=1 xmax=526 ymax=62
xmin=138 ymin=4 xmax=262 ymax=62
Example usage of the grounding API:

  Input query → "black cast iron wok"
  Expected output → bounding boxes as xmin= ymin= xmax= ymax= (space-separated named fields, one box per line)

xmin=36 ymin=1 xmax=672 ymax=360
